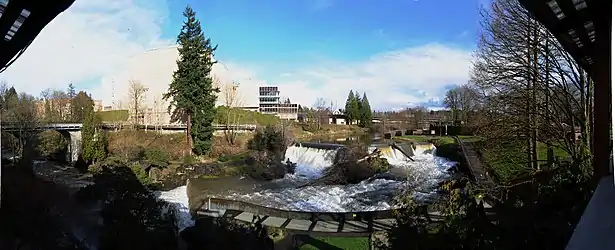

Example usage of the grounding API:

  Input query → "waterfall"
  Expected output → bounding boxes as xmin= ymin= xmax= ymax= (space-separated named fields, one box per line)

xmin=283 ymin=143 xmax=342 ymax=179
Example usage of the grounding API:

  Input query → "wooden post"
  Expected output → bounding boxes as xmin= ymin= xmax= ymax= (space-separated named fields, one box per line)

xmin=547 ymin=147 xmax=554 ymax=167
xmin=0 ymin=119 xmax=2 ymax=208
xmin=592 ymin=61 xmax=611 ymax=184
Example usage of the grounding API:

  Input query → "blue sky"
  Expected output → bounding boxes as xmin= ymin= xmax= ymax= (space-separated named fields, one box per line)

xmin=2 ymin=0 xmax=485 ymax=110
xmin=164 ymin=0 xmax=478 ymax=62
xmin=165 ymin=0 xmax=481 ymax=109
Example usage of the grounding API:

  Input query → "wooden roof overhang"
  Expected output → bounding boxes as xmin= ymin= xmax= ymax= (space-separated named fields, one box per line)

xmin=518 ymin=0 xmax=610 ymax=80
xmin=518 ymin=0 xmax=612 ymax=181
xmin=0 ymin=0 xmax=75 ymax=72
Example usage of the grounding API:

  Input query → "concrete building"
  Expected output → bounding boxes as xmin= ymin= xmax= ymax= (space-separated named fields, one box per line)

xmin=104 ymin=45 xmax=260 ymax=125
xmin=258 ymin=86 xmax=299 ymax=120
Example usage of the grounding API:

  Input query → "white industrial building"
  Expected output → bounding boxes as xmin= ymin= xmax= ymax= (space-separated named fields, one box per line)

xmin=103 ymin=45 xmax=260 ymax=125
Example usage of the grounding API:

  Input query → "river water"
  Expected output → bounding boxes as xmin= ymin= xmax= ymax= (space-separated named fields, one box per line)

xmin=157 ymin=136 xmax=458 ymax=232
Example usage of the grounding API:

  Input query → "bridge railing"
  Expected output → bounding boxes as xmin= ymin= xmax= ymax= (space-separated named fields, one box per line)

xmin=0 ymin=122 xmax=258 ymax=131
xmin=195 ymin=197 xmax=400 ymax=221
xmin=454 ymin=136 xmax=478 ymax=182
xmin=0 ymin=122 xmax=83 ymax=130
xmin=191 ymin=196 xmax=457 ymax=224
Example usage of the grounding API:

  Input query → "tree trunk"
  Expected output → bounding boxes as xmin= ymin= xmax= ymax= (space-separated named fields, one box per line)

xmin=544 ymin=37 xmax=552 ymax=167
xmin=186 ymin=111 xmax=192 ymax=153
xmin=525 ymin=16 xmax=533 ymax=170
xmin=531 ymin=21 xmax=539 ymax=170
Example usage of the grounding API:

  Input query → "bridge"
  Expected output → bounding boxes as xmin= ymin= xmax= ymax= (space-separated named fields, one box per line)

xmin=193 ymin=197 xmax=426 ymax=236
xmin=0 ymin=122 xmax=257 ymax=162
xmin=191 ymin=196 xmax=496 ymax=237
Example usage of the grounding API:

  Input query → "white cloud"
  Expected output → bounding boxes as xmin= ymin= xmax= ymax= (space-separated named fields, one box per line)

xmin=240 ymin=44 xmax=473 ymax=110
xmin=0 ymin=0 xmax=171 ymax=97
xmin=0 ymin=0 xmax=472 ymax=114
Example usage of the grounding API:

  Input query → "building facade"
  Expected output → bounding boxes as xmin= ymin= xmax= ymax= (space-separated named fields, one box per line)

xmin=258 ymin=86 xmax=299 ymax=120
xmin=103 ymin=45 xmax=260 ymax=125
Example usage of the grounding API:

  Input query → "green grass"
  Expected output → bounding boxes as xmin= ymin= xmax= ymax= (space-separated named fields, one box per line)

xmin=395 ymin=135 xmax=456 ymax=146
xmin=98 ymin=109 xmax=129 ymax=122
xmin=478 ymin=139 xmax=570 ymax=183
xmin=299 ymin=236 xmax=369 ymax=250
xmin=457 ymin=135 xmax=483 ymax=142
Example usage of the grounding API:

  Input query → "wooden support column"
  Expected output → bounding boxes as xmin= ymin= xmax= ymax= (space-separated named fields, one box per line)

xmin=592 ymin=59 xmax=612 ymax=183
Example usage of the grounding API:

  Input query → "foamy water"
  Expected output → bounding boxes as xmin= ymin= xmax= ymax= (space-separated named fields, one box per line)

xmin=157 ymin=143 xmax=457 ymax=231
xmin=157 ymin=185 xmax=194 ymax=231
xmin=284 ymin=145 xmax=338 ymax=179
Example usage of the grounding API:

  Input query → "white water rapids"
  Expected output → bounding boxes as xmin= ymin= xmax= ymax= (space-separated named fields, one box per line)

xmin=157 ymin=142 xmax=457 ymax=231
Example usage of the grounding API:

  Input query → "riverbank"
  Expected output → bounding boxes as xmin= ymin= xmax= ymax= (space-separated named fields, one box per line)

xmin=394 ymin=135 xmax=572 ymax=184
xmin=103 ymin=124 xmax=368 ymax=188
xmin=294 ymin=124 xmax=368 ymax=141
xmin=393 ymin=135 xmax=462 ymax=162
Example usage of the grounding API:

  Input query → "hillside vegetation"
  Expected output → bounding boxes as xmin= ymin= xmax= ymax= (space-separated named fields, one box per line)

xmin=97 ymin=107 xmax=280 ymax=126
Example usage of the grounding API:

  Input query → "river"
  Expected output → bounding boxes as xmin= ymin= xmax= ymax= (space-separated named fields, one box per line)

xmin=158 ymin=135 xmax=458 ymax=231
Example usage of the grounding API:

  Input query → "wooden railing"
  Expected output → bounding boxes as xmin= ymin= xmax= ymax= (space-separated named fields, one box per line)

xmin=192 ymin=197 xmax=449 ymax=223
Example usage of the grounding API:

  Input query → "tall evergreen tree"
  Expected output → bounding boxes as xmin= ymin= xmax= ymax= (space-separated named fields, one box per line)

xmin=67 ymin=83 xmax=76 ymax=99
xmin=81 ymin=109 xmax=107 ymax=163
xmin=163 ymin=6 xmax=219 ymax=155
xmin=359 ymin=92 xmax=373 ymax=127
xmin=344 ymin=90 xmax=359 ymax=124
xmin=67 ymin=83 xmax=77 ymax=121
xmin=355 ymin=92 xmax=362 ymax=124
xmin=71 ymin=91 xmax=94 ymax=122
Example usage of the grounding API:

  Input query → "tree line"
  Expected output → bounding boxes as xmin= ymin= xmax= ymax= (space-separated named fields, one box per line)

xmin=344 ymin=90 xmax=372 ymax=127
xmin=0 ymin=83 xmax=96 ymax=125
xmin=444 ymin=0 xmax=594 ymax=171
xmin=2 ymin=6 xmax=238 ymax=158
xmin=0 ymin=82 xmax=107 ymax=164
xmin=384 ymin=1 xmax=596 ymax=249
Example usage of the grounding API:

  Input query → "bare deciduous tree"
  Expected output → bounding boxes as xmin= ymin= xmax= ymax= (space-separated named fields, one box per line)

xmin=221 ymin=79 xmax=243 ymax=145
xmin=152 ymin=94 xmax=164 ymax=131
xmin=470 ymin=0 xmax=594 ymax=172
xmin=313 ymin=97 xmax=329 ymax=129
xmin=127 ymin=79 xmax=149 ymax=127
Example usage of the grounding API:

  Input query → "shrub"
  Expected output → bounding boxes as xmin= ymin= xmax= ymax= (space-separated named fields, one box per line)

xmin=81 ymin=112 xmax=108 ymax=163
xmin=182 ymin=154 xmax=196 ymax=165
xmin=107 ymin=130 xmax=188 ymax=161
xmin=87 ymin=156 xmax=126 ymax=173
xmin=35 ymin=130 xmax=68 ymax=161
xmin=144 ymin=148 xmax=170 ymax=168
xmin=217 ymin=155 xmax=230 ymax=162
xmin=247 ymin=124 xmax=293 ymax=162
xmin=299 ymin=123 xmax=319 ymax=133
xmin=123 ymin=145 xmax=146 ymax=162
xmin=129 ymin=163 xmax=152 ymax=186
xmin=210 ymin=136 xmax=246 ymax=159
